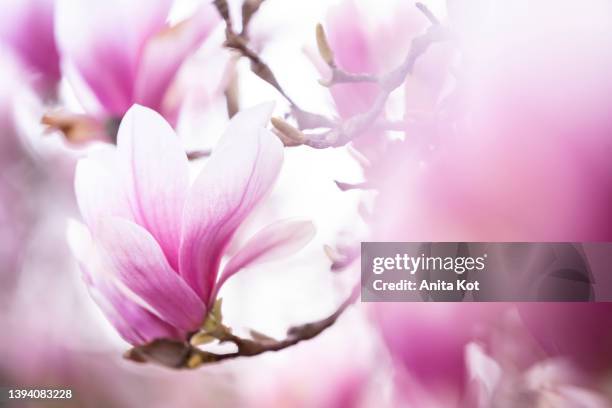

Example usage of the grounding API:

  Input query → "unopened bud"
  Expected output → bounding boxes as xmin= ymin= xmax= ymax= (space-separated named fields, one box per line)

xmin=324 ymin=244 xmax=347 ymax=264
xmin=42 ymin=112 xmax=104 ymax=144
xmin=316 ymin=23 xmax=335 ymax=68
xmin=271 ymin=117 xmax=306 ymax=145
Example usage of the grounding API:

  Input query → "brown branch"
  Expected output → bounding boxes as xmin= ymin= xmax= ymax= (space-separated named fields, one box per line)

xmin=319 ymin=69 xmax=379 ymax=87
xmin=303 ymin=18 xmax=450 ymax=148
xmin=214 ymin=0 xmax=299 ymax=107
xmin=223 ymin=32 xmax=298 ymax=106
xmin=315 ymin=23 xmax=379 ymax=87
xmin=213 ymin=1 xmax=448 ymax=151
xmin=241 ymin=0 xmax=266 ymax=37
xmin=224 ymin=69 xmax=240 ymax=118
xmin=416 ymin=1 xmax=440 ymax=25
xmin=124 ymin=284 xmax=360 ymax=369
xmin=213 ymin=0 xmax=232 ymax=29
xmin=213 ymin=0 xmax=343 ymax=135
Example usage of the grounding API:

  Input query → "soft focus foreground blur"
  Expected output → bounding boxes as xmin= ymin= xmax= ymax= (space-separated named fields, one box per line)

xmin=1 ymin=0 xmax=612 ymax=407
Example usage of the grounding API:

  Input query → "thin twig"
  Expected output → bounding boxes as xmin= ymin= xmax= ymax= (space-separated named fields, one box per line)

xmin=186 ymin=149 xmax=212 ymax=160
xmin=213 ymin=0 xmax=343 ymax=134
xmin=319 ymin=69 xmax=379 ymax=87
xmin=212 ymin=283 xmax=359 ymax=360
xmin=213 ymin=1 xmax=448 ymax=151
xmin=124 ymin=284 xmax=360 ymax=368
xmin=224 ymin=32 xmax=298 ymax=106
xmin=214 ymin=0 xmax=298 ymax=107
xmin=241 ymin=0 xmax=266 ymax=37
xmin=416 ymin=2 xmax=440 ymax=25
xmin=303 ymin=11 xmax=449 ymax=148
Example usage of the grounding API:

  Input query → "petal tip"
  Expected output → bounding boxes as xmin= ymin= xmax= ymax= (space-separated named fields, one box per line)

xmin=123 ymin=104 xmax=162 ymax=122
xmin=231 ymin=101 xmax=276 ymax=129
xmin=117 ymin=102 xmax=177 ymax=150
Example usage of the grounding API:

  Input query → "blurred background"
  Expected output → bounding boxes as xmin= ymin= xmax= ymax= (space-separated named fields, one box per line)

xmin=1 ymin=0 xmax=612 ymax=406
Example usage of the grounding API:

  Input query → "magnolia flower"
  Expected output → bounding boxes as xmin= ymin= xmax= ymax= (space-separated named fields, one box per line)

xmin=49 ymin=0 xmax=220 ymax=141
xmin=0 ymin=0 xmax=60 ymax=94
xmin=372 ymin=302 xmax=507 ymax=403
xmin=72 ymin=103 xmax=314 ymax=345
xmin=466 ymin=343 xmax=610 ymax=407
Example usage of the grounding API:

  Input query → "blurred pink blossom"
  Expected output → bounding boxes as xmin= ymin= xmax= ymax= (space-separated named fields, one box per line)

xmin=450 ymin=0 xmax=612 ymax=373
xmin=55 ymin=0 xmax=220 ymax=123
xmin=248 ymin=357 xmax=371 ymax=408
xmin=72 ymin=103 xmax=314 ymax=345
xmin=375 ymin=0 xmax=612 ymax=241
xmin=466 ymin=343 xmax=610 ymax=407
xmin=0 ymin=317 xmax=237 ymax=408
xmin=0 ymin=0 xmax=60 ymax=94
xmin=323 ymin=0 xmax=426 ymax=118
xmin=321 ymin=0 xmax=429 ymax=161
xmin=0 ymin=52 xmax=38 ymax=299
xmin=372 ymin=302 xmax=507 ymax=403
xmin=369 ymin=0 xmax=612 ymax=391
xmin=516 ymin=303 xmax=612 ymax=375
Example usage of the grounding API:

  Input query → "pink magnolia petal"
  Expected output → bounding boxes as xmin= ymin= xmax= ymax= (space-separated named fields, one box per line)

xmin=74 ymin=147 xmax=134 ymax=231
xmin=179 ymin=102 xmax=283 ymax=302
xmin=0 ymin=0 xmax=60 ymax=90
xmin=69 ymin=221 xmax=180 ymax=344
xmin=116 ymin=105 xmax=189 ymax=269
xmin=214 ymin=219 xmax=315 ymax=296
xmin=96 ymin=217 xmax=205 ymax=332
xmin=87 ymin=280 xmax=182 ymax=345
xmin=325 ymin=1 xmax=378 ymax=118
xmin=62 ymin=59 xmax=108 ymax=116
xmin=134 ymin=3 xmax=220 ymax=114
xmin=55 ymin=0 xmax=173 ymax=115
xmin=554 ymin=386 xmax=610 ymax=408
xmin=213 ymin=102 xmax=276 ymax=151
xmin=465 ymin=343 xmax=502 ymax=405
